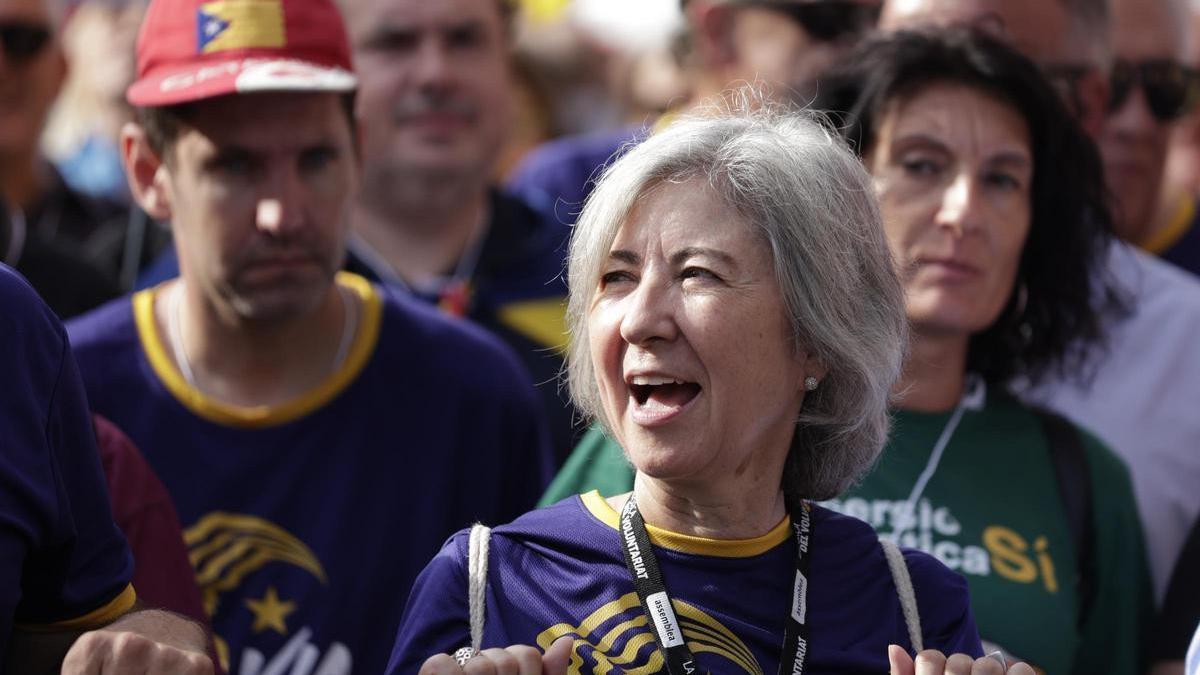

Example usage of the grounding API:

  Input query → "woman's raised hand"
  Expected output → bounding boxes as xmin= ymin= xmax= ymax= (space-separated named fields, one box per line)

xmin=888 ymin=645 xmax=1037 ymax=675
xmin=419 ymin=637 xmax=573 ymax=675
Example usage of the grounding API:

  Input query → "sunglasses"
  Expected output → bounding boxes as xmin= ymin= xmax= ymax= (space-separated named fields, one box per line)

xmin=759 ymin=1 xmax=881 ymax=43
xmin=1108 ymin=59 xmax=1200 ymax=122
xmin=0 ymin=22 xmax=51 ymax=65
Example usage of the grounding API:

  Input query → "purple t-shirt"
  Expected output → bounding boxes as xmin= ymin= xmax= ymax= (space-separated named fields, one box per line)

xmin=389 ymin=492 xmax=982 ymax=674
xmin=0 ymin=265 xmax=133 ymax=660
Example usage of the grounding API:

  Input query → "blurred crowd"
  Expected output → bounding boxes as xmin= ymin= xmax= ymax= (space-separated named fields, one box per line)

xmin=4 ymin=0 xmax=1200 ymax=673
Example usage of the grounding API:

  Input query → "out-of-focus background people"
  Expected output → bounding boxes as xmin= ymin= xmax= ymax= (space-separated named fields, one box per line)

xmin=0 ymin=0 xmax=125 ymax=316
xmin=0 ymin=263 xmax=212 ymax=673
xmin=883 ymin=0 xmax=1200 ymax=634
xmin=42 ymin=0 xmax=171 ymax=290
xmin=1154 ymin=0 xmax=1200 ymax=276
xmin=1100 ymin=0 xmax=1200 ymax=275
xmin=391 ymin=102 xmax=988 ymax=674
xmin=504 ymin=0 xmax=687 ymax=155
xmin=507 ymin=0 xmax=880 ymax=222
xmin=340 ymin=0 xmax=579 ymax=459
xmin=65 ymin=0 xmax=554 ymax=671
xmin=43 ymin=0 xmax=141 ymax=206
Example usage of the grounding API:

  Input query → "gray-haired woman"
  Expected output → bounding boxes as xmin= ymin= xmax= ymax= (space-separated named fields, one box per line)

xmin=387 ymin=104 xmax=1017 ymax=675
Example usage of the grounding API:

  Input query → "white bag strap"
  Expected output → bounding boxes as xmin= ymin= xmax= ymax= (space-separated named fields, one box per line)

xmin=880 ymin=537 xmax=923 ymax=652
xmin=467 ymin=524 xmax=492 ymax=652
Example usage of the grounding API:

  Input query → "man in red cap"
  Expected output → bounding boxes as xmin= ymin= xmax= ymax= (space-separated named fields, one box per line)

xmin=65 ymin=0 xmax=555 ymax=671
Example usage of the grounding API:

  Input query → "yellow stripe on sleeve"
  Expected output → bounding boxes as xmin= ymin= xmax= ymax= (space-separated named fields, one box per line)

xmin=16 ymin=583 xmax=137 ymax=632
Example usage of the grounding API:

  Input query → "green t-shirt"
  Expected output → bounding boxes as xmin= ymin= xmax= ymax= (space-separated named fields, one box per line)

xmin=540 ymin=391 xmax=1152 ymax=675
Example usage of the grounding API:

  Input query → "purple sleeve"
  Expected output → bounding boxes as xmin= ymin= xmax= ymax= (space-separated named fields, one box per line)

xmin=0 ymin=267 xmax=133 ymax=634
xmin=906 ymin=548 xmax=983 ymax=657
xmin=386 ymin=532 xmax=472 ymax=674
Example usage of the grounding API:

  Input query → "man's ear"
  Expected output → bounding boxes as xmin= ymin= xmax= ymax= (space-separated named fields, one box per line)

xmin=121 ymin=123 xmax=173 ymax=221
xmin=1076 ymin=68 xmax=1111 ymax=139
xmin=690 ymin=2 xmax=738 ymax=71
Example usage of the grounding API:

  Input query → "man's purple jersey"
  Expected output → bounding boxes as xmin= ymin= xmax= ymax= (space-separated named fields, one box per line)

xmin=67 ymin=273 xmax=555 ymax=675
xmin=389 ymin=491 xmax=982 ymax=674
xmin=0 ymin=264 xmax=134 ymax=664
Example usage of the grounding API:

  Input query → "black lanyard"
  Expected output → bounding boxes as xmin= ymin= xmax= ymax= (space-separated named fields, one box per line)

xmin=618 ymin=494 xmax=814 ymax=675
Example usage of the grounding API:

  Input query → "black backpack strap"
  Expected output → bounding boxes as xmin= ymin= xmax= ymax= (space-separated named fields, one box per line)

xmin=1035 ymin=407 xmax=1097 ymax=630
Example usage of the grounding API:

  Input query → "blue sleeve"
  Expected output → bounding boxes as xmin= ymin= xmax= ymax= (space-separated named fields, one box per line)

xmin=906 ymin=548 xmax=983 ymax=657
xmin=0 ymin=267 xmax=133 ymax=634
xmin=386 ymin=532 xmax=472 ymax=674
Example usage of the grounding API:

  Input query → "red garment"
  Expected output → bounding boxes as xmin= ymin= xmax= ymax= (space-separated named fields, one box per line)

xmin=93 ymin=415 xmax=208 ymax=625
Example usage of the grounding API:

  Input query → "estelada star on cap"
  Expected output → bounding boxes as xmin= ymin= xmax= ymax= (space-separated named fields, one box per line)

xmin=126 ymin=0 xmax=357 ymax=107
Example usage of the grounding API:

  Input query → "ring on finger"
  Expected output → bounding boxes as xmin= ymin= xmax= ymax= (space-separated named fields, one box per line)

xmin=453 ymin=647 xmax=477 ymax=667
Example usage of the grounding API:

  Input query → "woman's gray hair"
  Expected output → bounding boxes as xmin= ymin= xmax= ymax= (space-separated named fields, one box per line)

xmin=565 ymin=98 xmax=908 ymax=502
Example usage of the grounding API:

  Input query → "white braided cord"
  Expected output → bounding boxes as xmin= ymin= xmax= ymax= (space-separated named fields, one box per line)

xmin=880 ymin=537 xmax=923 ymax=652
xmin=467 ymin=524 xmax=491 ymax=652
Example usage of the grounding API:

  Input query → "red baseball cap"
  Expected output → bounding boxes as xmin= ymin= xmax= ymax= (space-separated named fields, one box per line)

xmin=127 ymin=0 xmax=357 ymax=107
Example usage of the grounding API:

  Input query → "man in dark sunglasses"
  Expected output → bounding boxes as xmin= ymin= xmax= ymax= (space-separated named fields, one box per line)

xmin=0 ymin=1 xmax=64 ymax=220
xmin=0 ymin=0 xmax=130 ymax=316
xmin=509 ymin=0 xmax=881 ymax=221
xmin=1100 ymin=0 xmax=1200 ymax=263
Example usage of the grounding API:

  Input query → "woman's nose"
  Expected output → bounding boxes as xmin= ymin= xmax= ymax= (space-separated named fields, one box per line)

xmin=934 ymin=174 xmax=981 ymax=236
xmin=618 ymin=276 xmax=678 ymax=346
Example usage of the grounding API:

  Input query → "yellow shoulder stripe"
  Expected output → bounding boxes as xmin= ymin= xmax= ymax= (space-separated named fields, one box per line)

xmin=579 ymin=491 xmax=790 ymax=558
xmin=1143 ymin=195 xmax=1195 ymax=254
xmin=135 ymin=272 xmax=382 ymax=428
xmin=16 ymin=584 xmax=137 ymax=632
xmin=497 ymin=297 xmax=568 ymax=352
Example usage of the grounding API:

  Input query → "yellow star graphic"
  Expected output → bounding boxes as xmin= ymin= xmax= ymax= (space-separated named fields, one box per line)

xmin=245 ymin=586 xmax=296 ymax=635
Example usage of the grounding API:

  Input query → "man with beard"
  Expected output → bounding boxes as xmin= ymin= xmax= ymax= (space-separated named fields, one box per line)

xmin=65 ymin=0 xmax=554 ymax=671
xmin=137 ymin=0 xmax=580 ymax=461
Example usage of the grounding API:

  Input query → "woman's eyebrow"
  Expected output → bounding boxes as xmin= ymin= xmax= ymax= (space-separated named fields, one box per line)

xmin=606 ymin=250 xmax=640 ymax=266
xmin=670 ymin=247 xmax=737 ymax=269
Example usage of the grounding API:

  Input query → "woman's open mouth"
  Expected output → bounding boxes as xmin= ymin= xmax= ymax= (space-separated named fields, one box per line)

xmin=628 ymin=375 xmax=702 ymax=424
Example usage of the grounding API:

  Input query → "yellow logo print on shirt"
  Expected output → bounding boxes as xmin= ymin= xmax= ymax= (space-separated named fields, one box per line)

xmin=185 ymin=512 xmax=327 ymax=618
xmin=536 ymin=592 xmax=762 ymax=674
xmin=197 ymin=0 xmax=285 ymax=53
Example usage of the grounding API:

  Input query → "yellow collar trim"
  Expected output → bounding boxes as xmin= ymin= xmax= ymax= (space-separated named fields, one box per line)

xmin=134 ymin=271 xmax=382 ymax=428
xmin=651 ymin=110 xmax=679 ymax=135
xmin=579 ymin=490 xmax=791 ymax=558
xmin=1143 ymin=195 xmax=1196 ymax=254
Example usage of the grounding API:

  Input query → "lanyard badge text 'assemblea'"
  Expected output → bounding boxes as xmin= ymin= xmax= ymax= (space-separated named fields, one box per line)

xmin=619 ymin=494 xmax=814 ymax=675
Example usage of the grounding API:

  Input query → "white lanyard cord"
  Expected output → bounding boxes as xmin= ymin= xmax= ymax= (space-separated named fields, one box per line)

xmin=168 ymin=282 xmax=356 ymax=389
xmin=889 ymin=375 xmax=986 ymax=539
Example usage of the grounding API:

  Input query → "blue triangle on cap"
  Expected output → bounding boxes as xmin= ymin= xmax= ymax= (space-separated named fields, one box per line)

xmin=196 ymin=9 xmax=231 ymax=52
